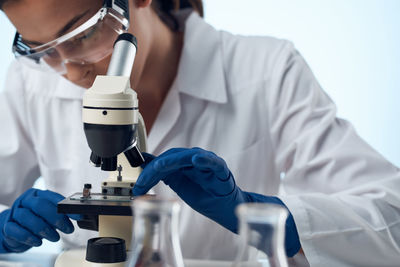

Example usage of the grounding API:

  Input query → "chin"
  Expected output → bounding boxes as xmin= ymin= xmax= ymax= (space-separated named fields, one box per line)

xmin=81 ymin=79 xmax=96 ymax=89
xmin=69 ymin=79 xmax=94 ymax=89
xmin=62 ymin=74 xmax=95 ymax=89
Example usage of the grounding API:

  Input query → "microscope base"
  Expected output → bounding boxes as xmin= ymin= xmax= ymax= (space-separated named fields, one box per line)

xmin=55 ymin=249 xmax=234 ymax=267
xmin=55 ymin=248 xmax=126 ymax=267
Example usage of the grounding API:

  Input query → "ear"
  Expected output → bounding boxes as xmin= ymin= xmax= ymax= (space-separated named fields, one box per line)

xmin=134 ymin=0 xmax=152 ymax=8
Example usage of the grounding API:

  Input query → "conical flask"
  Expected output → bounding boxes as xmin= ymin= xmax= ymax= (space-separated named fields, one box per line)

xmin=127 ymin=196 xmax=184 ymax=267
xmin=233 ymin=203 xmax=289 ymax=267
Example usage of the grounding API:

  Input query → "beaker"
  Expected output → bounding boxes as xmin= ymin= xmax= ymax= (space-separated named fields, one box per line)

xmin=233 ymin=203 xmax=289 ymax=267
xmin=127 ymin=196 xmax=184 ymax=267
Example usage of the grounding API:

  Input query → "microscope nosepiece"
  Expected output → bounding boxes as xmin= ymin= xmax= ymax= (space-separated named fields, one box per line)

xmin=90 ymin=152 xmax=102 ymax=167
xmin=124 ymin=145 xmax=145 ymax=167
xmin=101 ymin=156 xmax=118 ymax=171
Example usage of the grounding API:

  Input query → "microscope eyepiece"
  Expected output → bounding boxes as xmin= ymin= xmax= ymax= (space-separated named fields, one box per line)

xmin=113 ymin=33 xmax=137 ymax=48
xmin=107 ymin=33 xmax=137 ymax=77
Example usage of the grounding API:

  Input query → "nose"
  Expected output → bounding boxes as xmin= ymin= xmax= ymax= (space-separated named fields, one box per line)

xmin=51 ymin=45 xmax=94 ymax=86
xmin=64 ymin=62 xmax=95 ymax=87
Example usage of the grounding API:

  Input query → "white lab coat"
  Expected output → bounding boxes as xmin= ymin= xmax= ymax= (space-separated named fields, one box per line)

xmin=0 ymin=11 xmax=399 ymax=266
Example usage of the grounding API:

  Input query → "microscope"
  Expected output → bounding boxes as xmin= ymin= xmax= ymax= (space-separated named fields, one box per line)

xmin=56 ymin=32 xmax=147 ymax=266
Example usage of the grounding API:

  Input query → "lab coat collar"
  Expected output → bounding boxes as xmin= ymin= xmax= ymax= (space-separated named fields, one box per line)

xmin=175 ymin=12 xmax=228 ymax=104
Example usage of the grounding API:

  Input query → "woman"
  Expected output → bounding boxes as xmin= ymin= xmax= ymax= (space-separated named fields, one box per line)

xmin=0 ymin=0 xmax=399 ymax=266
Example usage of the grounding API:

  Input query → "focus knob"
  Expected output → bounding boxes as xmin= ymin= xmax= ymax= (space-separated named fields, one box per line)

xmin=86 ymin=237 xmax=126 ymax=263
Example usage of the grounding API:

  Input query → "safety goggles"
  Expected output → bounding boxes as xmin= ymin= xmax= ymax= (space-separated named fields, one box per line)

xmin=12 ymin=0 xmax=130 ymax=74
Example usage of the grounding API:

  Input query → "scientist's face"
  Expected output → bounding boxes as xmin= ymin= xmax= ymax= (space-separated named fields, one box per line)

xmin=3 ymin=0 xmax=151 ymax=89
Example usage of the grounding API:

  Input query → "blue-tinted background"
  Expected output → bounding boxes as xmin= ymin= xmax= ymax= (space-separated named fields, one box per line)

xmin=204 ymin=0 xmax=400 ymax=167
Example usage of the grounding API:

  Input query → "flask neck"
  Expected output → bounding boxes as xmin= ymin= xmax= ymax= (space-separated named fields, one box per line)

xmin=239 ymin=220 xmax=288 ymax=267
xmin=129 ymin=198 xmax=184 ymax=267
xmin=235 ymin=203 xmax=289 ymax=267
xmin=140 ymin=212 xmax=182 ymax=255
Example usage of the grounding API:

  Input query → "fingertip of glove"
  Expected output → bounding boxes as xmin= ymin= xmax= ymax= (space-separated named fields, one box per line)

xmin=153 ymin=160 xmax=163 ymax=171
xmin=48 ymin=233 xmax=61 ymax=243
xmin=56 ymin=219 xmax=74 ymax=234
xmin=63 ymin=226 xmax=74 ymax=234
xmin=191 ymin=153 xmax=208 ymax=164
xmin=132 ymin=186 xmax=146 ymax=197
xmin=39 ymin=229 xmax=60 ymax=242
xmin=153 ymin=158 xmax=175 ymax=172
xmin=192 ymin=153 xmax=220 ymax=171
xmin=67 ymin=214 xmax=82 ymax=221
xmin=25 ymin=236 xmax=42 ymax=247
xmin=49 ymin=236 xmax=60 ymax=243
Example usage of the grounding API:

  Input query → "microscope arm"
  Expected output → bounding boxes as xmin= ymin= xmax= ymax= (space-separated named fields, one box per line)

xmin=137 ymin=112 xmax=148 ymax=153
xmin=105 ymin=113 xmax=147 ymax=190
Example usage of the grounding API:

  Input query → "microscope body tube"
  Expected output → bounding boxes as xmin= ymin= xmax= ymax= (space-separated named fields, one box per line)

xmin=107 ymin=34 xmax=137 ymax=77
xmin=82 ymin=33 xmax=145 ymax=172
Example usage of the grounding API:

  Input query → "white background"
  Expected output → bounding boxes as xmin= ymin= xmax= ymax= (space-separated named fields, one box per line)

xmin=0 ymin=0 xmax=399 ymax=256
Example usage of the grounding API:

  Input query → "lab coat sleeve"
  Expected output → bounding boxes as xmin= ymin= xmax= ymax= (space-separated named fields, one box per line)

xmin=0 ymin=61 xmax=40 ymax=212
xmin=268 ymin=42 xmax=400 ymax=266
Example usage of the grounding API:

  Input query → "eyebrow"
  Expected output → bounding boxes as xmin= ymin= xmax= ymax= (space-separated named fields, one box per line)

xmin=22 ymin=9 xmax=91 ymax=47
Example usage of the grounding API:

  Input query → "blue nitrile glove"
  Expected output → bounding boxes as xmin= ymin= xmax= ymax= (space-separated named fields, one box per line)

xmin=0 ymin=188 xmax=80 ymax=253
xmin=133 ymin=147 xmax=301 ymax=257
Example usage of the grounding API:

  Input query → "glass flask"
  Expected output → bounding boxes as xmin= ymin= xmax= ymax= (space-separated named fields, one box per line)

xmin=233 ymin=203 xmax=289 ymax=267
xmin=127 ymin=196 xmax=184 ymax=267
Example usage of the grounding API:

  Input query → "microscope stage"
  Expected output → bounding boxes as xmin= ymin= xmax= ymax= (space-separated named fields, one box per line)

xmin=58 ymin=193 xmax=134 ymax=216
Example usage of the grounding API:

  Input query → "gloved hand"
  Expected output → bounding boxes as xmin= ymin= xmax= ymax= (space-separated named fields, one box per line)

xmin=0 ymin=188 xmax=80 ymax=253
xmin=133 ymin=147 xmax=301 ymax=257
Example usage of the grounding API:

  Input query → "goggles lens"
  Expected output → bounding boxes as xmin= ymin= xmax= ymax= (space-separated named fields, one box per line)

xmin=14 ymin=8 xmax=129 ymax=74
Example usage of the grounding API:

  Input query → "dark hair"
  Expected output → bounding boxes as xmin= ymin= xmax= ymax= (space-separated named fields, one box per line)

xmin=0 ymin=0 xmax=9 ymax=10
xmin=152 ymin=0 xmax=204 ymax=30
xmin=152 ymin=0 xmax=203 ymax=16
